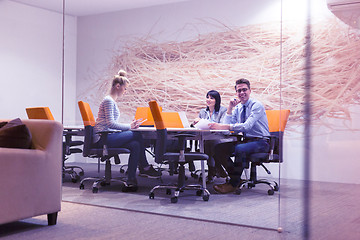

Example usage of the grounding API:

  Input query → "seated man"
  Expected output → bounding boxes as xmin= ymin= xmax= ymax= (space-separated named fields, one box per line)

xmin=208 ymin=78 xmax=270 ymax=194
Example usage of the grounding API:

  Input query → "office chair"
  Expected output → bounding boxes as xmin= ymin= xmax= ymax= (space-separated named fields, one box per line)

xmin=148 ymin=100 xmax=210 ymax=203
xmin=134 ymin=106 xmax=157 ymax=160
xmin=236 ymin=109 xmax=290 ymax=195
xmin=135 ymin=106 xmax=195 ymax=178
xmin=77 ymin=101 xmax=131 ymax=193
xmin=26 ymin=107 xmax=84 ymax=183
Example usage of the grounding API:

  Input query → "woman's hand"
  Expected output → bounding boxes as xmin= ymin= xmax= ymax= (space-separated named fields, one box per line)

xmin=130 ymin=119 xmax=142 ymax=129
xmin=192 ymin=117 xmax=201 ymax=125
xmin=208 ymin=123 xmax=230 ymax=130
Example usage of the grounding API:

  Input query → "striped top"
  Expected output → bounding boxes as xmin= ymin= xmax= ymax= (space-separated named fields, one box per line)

xmin=93 ymin=95 xmax=130 ymax=143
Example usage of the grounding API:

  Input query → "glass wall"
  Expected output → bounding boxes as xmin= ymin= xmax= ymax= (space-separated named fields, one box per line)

xmin=74 ymin=0 xmax=284 ymax=230
xmin=73 ymin=0 xmax=360 ymax=232
xmin=2 ymin=0 xmax=359 ymax=235
xmin=0 ymin=0 xmax=65 ymax=120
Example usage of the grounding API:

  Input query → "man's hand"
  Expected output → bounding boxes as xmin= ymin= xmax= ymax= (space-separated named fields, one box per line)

xmin=208 ymin=123 xmax=230 ymax=130
xmin=227 ymin=98 xmax=240 ymax=114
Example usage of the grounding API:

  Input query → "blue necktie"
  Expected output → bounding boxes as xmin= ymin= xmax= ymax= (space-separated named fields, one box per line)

xmin=241 ymin=105 xmax=247 ymax=138
xmin=241 ymin=105 xmax=246 ymax=123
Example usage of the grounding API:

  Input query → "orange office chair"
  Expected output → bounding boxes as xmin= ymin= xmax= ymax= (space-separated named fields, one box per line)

xmin=26 ymin=107 xmax=55 ymax=120
xmin=77 ymin=101 xmax=131 ymax=193
xmin=148 ymin=100 xmax=210 ymax=203
xmin=26 ymin=107 xmax=84 ymax=183
xmin=236 ymin=109 xmax=290 ymax=195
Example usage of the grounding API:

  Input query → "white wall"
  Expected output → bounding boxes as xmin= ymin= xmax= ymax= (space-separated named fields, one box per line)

xmin=2 ymin=0 xmax=358 ymax=184
xmin=75 ymin=0 xmax=360 ymax=184
xmin=75 ymin=0 xmax=281 ymax=115
xmin=0 ymin=0 xmax=77 ymax=125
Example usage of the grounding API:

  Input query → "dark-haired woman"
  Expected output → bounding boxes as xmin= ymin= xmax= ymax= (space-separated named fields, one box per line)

xmin=193 ymin=90 xmax=228 ymax=182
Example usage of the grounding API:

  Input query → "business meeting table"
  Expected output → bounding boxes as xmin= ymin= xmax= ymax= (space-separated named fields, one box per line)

xmin=133 ymin=127 xmax=235 ymax=192
xmin=64 ymin=124 xmax=235 ymax=196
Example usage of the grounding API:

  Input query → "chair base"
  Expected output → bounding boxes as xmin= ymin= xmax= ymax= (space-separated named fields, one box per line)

xmin=154 ymin=162 xmax=193 ymax=184
xmin=63 ymin=165 xmax=84 ymax=183
xmin=119 ymin=164 xmax=128 ymax=174
xmin=149 ymin=184 xmax=210 ymax=203
xmin=79 ymin=159 xmax=126 ymax=193
xmin=236 ymin=178 xmax=279 ymax=195
xmin=79 ymin=176 xmax=127 ymax=193
xmin=234 ymin=162 xmax=279 ymax=195
xmin=148 ymin=164 xmax=210 ymax=203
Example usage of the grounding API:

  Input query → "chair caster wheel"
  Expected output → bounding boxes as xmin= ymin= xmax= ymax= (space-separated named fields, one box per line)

xmin=202 ymin=194 xmax=210 ymax=201
xmin=268 ymin=189 xmax=274 ymax=195
xmin=79 ymin=184 xmax=84 ymax=190
xmin=196 ymin=190 xmax=202 ymax=196
xmin=191 ymin=173 xmax=198 ymax=179
xmin=235 ymin=188 xmax=242 ymax=195
xmin=79 ymin=171 xmax=84 ymax=176
xmin=71 ymin=174 xmax=80 ymax=183
xmin=122 ymin=185 xmax=138 ymax=192
xmin=166 ymin=189 xmax=171 ymax=195
xmin=149 ymin=192 xmax=155 ymax=199
xmin=274 ymin=185 xmax=279 ymax=191
xmin=120 ymin=169 xmax=125 ymax=173
xmin=92 ymin=187 xmax=98 ymax=193
xmin=171 ymin=197 xmax=178 ymax=203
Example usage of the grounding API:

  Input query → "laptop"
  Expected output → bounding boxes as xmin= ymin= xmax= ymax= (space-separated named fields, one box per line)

xmin=161 ymin=111 xmax=190 ymax=128
xmin=134 ymin=107 xmax=190 ymax=128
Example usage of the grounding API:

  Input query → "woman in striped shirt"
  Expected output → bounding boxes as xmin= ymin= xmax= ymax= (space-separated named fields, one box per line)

xmin=94 ymin=70 xmax=161 ymax=191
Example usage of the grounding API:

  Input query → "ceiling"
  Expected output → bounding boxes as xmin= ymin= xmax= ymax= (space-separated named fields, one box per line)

xmin=11 ymin=0 xmax=190 ymax=16
xmin=10 ymin=0 xmax=360 ymax=29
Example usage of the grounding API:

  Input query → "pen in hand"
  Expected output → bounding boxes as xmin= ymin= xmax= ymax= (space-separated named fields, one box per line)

xmin=131 ymin=118 xmax=146 ymax=129
xmin=138 ymin=118 xmax=147 ymax=125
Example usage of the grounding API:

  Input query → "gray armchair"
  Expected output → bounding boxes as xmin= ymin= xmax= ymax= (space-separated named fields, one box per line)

xmin=0 ymin=119 xmax=63 ymax=225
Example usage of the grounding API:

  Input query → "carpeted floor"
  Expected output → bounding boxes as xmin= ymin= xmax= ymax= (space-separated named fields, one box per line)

xmin=0 ymin=201 xmax=282 ymax=240
xmin=1 ymin=161 xmax=360 ymax=240
xmin=62 ymin=162 xmax=287 ymax=230
xmin=60 ymin=162 xmax=360 ymax=239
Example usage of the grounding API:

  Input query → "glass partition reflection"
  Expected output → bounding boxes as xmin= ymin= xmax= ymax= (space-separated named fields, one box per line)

xmin=72 ymin=0 xmax=284 ymax=230
xmin=65 ymin=0 xmax=360 ymax=235
xmin=0 ymin=0 xmax=64 ymax=121
xmin=61 ymin=0 xmax=79 ymax=126
xmin=3 ymin=0 xmax=357 ymax=235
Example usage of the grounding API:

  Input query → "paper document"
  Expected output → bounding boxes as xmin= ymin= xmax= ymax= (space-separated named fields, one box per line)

xmin=194 ymin=118 xmax=211 ymax=130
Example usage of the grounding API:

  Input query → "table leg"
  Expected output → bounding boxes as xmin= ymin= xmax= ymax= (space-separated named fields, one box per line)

xmin=199 ymin=134 xmax=206 ymax=190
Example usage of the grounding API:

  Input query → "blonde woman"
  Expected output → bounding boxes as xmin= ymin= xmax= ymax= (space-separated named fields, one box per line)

xmin=94 ymin=70 xmax=161 ymax=191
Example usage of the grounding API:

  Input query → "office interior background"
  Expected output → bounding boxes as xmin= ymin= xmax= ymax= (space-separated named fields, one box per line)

xmin=1 ymin=0 xmax=360 ymax=235
xmin=1 ymin=0 xmax=359 ymax=183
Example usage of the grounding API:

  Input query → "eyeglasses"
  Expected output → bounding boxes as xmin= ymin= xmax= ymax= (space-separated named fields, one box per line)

xmin=236 ymin=88 xmax=248 ymax=93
